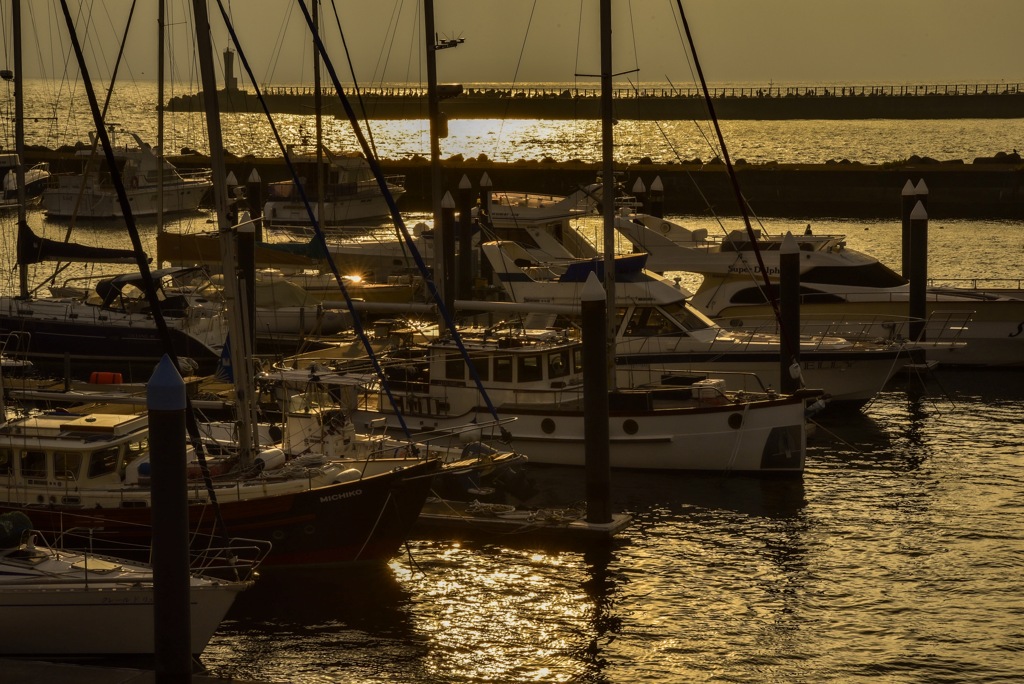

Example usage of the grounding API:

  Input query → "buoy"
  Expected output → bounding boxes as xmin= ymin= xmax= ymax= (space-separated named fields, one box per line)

xmin=89 ymin=371 xmax=123 ymax=384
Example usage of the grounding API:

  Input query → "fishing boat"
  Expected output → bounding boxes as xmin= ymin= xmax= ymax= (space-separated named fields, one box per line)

xmin=41 ymin=129 xmax=212 ymax=218
xmin=0 ymin=511 xmax=257 ymax=658
xmin=615 ymin=211 xmax=1022 ymax=367
xmin=480 ymin=239 xmax=921 ymax=406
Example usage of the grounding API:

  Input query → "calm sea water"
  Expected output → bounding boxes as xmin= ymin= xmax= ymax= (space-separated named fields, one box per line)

xmin=5 ymin=79 xmax=1024 ymax=165
xmin=3 ymin=80 xmax=1024 ymax=683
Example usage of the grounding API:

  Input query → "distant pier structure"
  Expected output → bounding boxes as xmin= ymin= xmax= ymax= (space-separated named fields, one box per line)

xmin=165 ymin=53 xmax=1024 ymax=120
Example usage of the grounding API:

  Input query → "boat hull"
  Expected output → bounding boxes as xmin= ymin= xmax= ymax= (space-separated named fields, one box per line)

xmin=0 ymin=308 xmax=222 ymax=379
xmin=0 ymin=581 xmax=246 ymax=657
xmin=0 ymin=459 xmax=440 ymax=569
xmin=352 ymin=397 xmax=809 ymax=473
xmin=42 ymin=181 xmax=211 ymax=218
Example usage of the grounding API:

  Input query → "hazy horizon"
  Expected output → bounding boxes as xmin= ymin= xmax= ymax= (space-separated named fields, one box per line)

xmin=6 ymin=1 xmax=1024 ymax=90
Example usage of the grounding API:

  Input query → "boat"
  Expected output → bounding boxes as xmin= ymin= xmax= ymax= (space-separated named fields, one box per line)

xmin=0 ymin=0 xmax=445 ymax=570
xmin=41 ymin=129 xmax=212 ymax=218
xmin=0 ymin=242 xmax=229 ymax=378
xmin=263 ymin=147 xmax=405 ymax=228
xmin=615 ymin=211 xmax=1023 ymax=367
xmin=480 ymin=239 xmax=921 ymax=406
xmin=0 ymin=511 xmax=257 ymax=658
xmin=338 ymin=322 xmax=818 ymax=473
xmin=0 ymin=153 xmax=50 ymax=209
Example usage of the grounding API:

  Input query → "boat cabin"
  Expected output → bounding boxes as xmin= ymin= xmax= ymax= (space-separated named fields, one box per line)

xmin=0 ymin=412 xmax=149 ymax=499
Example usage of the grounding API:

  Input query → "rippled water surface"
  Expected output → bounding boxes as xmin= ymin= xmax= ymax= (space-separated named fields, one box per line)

xmin=4 ymin=79 xmax=1023 ymax=683
xmin=198 ymin=371 xmax=1024 ymax=683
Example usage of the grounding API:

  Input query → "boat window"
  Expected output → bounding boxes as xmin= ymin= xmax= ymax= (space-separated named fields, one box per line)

xmin=0 ymin=449 xmax=11 ymax=475
xmin=20 ymin=451 xmax=46 ymax=479
xmin=801 ymin=262 xmax=907 ymax=288
xmin=54 ymin=452 xmax=82 ymax=481
xmin=493 ymin=354 xmax=514 ymax=382
xmin=470 ymin=355 xmax=489 ymax=382
xmin=660 ymin=302 xmax=715 ymax=331
xmin=87 ymin=446 xmax=120 ymax=479
xmin=518 ymin=355 xmax=543 ymax=382
xmin=624 ymin=307 xmax=679 ymax=336
xmin=121 ymin=441 xmax=147 ymax=481
xmin=548 ymin=350 xmax=570 ymax=378
xmin=572 ymin=347 xmax=584 ymax=373
xmin=729 ymin=285 xmax=846 ymax=305
xmin=445 ymin=353 xmax=464 ymax=380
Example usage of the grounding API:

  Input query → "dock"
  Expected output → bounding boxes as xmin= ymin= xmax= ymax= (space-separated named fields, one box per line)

xmin=415 ymin=499 xmax=633 ymax=541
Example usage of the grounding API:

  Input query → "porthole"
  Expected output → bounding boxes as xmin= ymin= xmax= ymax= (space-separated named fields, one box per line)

xmin=623 ymin=419 xmax=639 ymax=435
xmin=541 ymin=418 xmax=556 ymax=434
xmin=728 ymin=413 xmax=744 ymax=429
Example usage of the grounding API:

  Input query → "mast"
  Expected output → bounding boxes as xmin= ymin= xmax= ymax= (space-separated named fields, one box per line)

xmin=600 ymin=0 xmax=616 ymax=388
xmin=425 ymin=0 xmax=443 ymax=318
xmin=156 ymin=0 xmax=165 ymax=264
xmin=191 ymin=0 xmax=258 ymax=466
xmin=313 ymin=0 xmax=325 ymax=225
xmin=14 ymin=0 xmax=29 ymax=299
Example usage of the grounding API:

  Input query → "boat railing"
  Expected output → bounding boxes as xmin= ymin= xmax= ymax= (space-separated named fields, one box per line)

xmin=927 ymin=277 xmax=1024 ymax=292
xmin=624 ymin=366 xmax=772 ymax=395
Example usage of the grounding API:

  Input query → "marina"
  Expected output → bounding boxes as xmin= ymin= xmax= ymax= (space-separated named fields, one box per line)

xmin=1 ymin=0 xmax=1023 ymax=681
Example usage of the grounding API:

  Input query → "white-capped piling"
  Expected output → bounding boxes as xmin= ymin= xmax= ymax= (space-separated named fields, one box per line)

xmin=457 ymin=174 xmax=475 ymax=300
xmin=900 ymin=179 xmax=916 ymax=278
xmin=149 ymin=354 xmax=192 ymax=678
xmin=779 ymin=232 xmax=802 ymax=395
xmin=631 ymin=177 xmax=646 ymax=214
xmin=908 ymin=201 xmax=929 ymax=342
xmin=581 ymin=272 xmax=612 ymax=524
xmin=649 ymin=175 xmax=664 ymax=218
xmin=246 ymin=168 xmax=263 ymax=241
xmin=440 ymin=191 xmax=457 ymax=316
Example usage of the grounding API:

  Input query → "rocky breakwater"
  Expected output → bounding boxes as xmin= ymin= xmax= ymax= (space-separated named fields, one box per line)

xmin=25 ymin=146 xmax=1023 ymax=219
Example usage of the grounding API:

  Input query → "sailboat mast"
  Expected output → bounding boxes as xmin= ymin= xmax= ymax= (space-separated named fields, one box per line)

xmin=191 ymin=0 xmax=258 ymax=466
xmin=156 ymin=0 xmax=165 ymax=264
xmin=13 ymin=0 xmax=29 ymax=299
xmin=425 ymin=0 xmax=444 ymax=315
xmin=600 ymin=0 xmax=616 ymax=388
xmin=313 ymin=0 xmax=325 ymax=224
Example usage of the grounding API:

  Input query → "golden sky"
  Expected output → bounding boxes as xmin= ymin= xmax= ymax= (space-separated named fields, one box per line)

xmin=9 ymin=0 xmax=1024 ymax=87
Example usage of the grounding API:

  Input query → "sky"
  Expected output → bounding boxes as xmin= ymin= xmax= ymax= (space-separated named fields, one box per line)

xmin=6 ymin=1 xmax=1024 ymax=88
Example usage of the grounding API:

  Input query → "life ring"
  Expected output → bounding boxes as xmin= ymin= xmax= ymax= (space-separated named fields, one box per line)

xmin=660 ymin=221 xmax=671 ymax=234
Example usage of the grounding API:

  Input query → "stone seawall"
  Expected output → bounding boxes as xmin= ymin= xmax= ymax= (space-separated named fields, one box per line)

xmin=26 ymin=148 xmax=1024 ymax=219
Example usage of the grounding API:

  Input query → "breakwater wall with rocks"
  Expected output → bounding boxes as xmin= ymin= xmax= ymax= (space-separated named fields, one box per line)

xmin=26 ymin=148 xmax=1024 ymax=220
xmin=165 ymin=82 xmax=1024 ymax=120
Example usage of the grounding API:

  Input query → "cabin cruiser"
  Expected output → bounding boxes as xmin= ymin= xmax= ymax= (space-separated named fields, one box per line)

xmin=481 ymin=240 xmax=922 ymax=406
xmin=263 ymin=148 xmax=405 ymax=228
xmin=42 ymin=129 xmax=211 ymax=218
xmin=614 ymin=211 xmax=1022 ymax=367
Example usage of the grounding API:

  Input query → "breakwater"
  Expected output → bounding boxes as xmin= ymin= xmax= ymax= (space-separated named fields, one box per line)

xmin=25 ymin=147 xmax=1023 ymax=219
xmin=164 ymin=82 xmax=1024 ymax=120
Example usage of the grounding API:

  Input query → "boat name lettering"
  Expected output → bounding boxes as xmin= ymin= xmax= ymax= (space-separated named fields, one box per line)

xmin=320 ymin=489 xmax=363 ymax=503
xmin=728 ymin=265 xmax=780 ymax=275
xmin=803 ymin=360 xmax=854 ymax=370
xmin=1010 ymin=321 xmax=1024 ymax=338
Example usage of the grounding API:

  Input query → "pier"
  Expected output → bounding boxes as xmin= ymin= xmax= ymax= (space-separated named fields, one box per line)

xmin=164 ymin=81 xmax=1024 ymax=120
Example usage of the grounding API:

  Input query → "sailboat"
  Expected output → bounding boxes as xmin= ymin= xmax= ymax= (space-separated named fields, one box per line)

xmin=0 ymin=0 xmax=442 ymax=570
